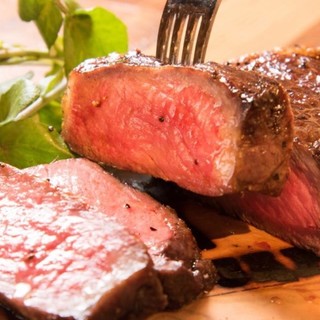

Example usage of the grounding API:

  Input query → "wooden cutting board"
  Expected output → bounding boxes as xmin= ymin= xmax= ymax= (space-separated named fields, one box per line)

xmin=1 ymin=1 xmax=320 ymax=319
xmin=148 ymin=199 xmax=320 ymax=320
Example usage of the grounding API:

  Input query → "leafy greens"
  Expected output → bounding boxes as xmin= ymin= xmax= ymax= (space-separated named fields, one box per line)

xmin=0 ymin=0 xmax=128 ymax=168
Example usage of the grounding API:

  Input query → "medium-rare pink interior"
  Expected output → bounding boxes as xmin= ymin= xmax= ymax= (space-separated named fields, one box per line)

xmin=25 ymin=158 xmax=216 ymax=309
xmin=26 ymin=159 xmax=185 ymax=257
xmin=64 ymin=63 xmax=240 ymax=195
xmin=62 ymin=52 xmax=293 ymax=197
xmin=0 ymin=163 xmax=166 ymax=319
xmin=215 ymin=147 xmax=320 ymax=254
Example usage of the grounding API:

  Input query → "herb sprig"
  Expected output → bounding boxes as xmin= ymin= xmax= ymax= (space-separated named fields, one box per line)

xmin=0 ymin=0 xmax=128 ymax=168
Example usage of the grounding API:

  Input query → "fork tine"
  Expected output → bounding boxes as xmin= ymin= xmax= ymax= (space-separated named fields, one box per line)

xmin=168 ymin=12 xmax=188 ymax=64
xmin=193 ymin=15 xmax=212 ymax=64
xmin=193 ymin=4 xmax=221 ymax=64
xmin=181 ymin=14 xmax=199 ymax=65
xmin=156 ymin=10 xmax=174 ymax=63
xmin=156 ymin=0 xmax=222 ymax=65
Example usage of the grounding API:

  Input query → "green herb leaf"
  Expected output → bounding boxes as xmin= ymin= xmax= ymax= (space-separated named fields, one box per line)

xmin=0 ymin=78 xmax=40 ymax=126
xmin=18 ymin=0 xmax=42 ymax=21
xmin=64 ymin=7 xmax=128 ymax=74
xmin=0 ymin=114 xmax=73 ymax=169
xmin=63 ymin=0 xmax=81 ymax=14
xmin=39 ymin=100 xmax=64 ymax=132
xmin=1 ymin=1 xmax=128 ymax=168
xmin=19 ymin=0 xmax=63 ymax=49
xmin=0 ymin=72 xmax=34 ymax=96
xmin=35 ymin=0 xmax=63 ymax=49
xmin=39 ymin=69 xmax=65 ymax=95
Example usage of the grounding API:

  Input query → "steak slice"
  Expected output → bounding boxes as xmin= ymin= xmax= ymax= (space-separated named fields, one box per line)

xmin=212 ymin=47 xmax=320 ymax=255
xmin=0 ymin=162 xmax=167 ymax=319
xmin=25 ymin=158 xmax=216 ymax=309
xmin=62 ymin=51 xmax=293 ymax=197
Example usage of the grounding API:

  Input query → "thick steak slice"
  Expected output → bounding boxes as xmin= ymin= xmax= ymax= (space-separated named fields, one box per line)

xmin=25 ymin=158 xmax=216 ymax=309
xmin=62 ymin=51 xmax=293 ymax=197
xmin=0 ymin=163 xmax=167 ymax=320
xmin=213 ymin=48 xmax=320 ymax=254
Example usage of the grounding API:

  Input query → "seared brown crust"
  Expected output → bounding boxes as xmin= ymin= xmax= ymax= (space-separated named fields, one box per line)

xmin=63 ymin=51 xmax=293 ymax=196
xmin=199 ymin=62 xmax=293 ymax=194
xmin=231 ymin=46 xmax=320 ymax=165
xmin=211 ymin=47 xmax=320 ymax=256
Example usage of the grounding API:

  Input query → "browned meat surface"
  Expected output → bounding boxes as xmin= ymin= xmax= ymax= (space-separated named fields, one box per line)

xmin=25 ymin=158 xmax=216 ymax=309
xmin=62 ymin=51 xmax=293 ymax=197
xmin=0 ymin=162 xmax=167 ymax=320
xmin=212 ymin=47 xmax=320 ymax=255
xmin=0 ymin=308 xmax=9 ymax=319
xmin=232 ymin=47 xmax=320 ymax=157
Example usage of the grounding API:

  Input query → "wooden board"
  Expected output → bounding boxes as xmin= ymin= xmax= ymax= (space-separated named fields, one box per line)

xmin=1 ymin=1 xmax=320 ymax=319
xmin=148 ymin=199 xmax=320 ymax=320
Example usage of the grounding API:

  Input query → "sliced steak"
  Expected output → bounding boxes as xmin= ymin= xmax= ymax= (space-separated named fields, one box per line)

xmin=62 ymin=51 xmax=293 ymax=197
xmin=25 ymin=158 xmax=216 ymax=309
xmin=212 ymin=48 xmax=320 ymax=255
xmin=0 ymin=162 xmax=167 ymax=319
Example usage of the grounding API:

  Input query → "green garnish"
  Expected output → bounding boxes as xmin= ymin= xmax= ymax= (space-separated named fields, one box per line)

xmin=0 ymin=0 xmax=128 ymax=168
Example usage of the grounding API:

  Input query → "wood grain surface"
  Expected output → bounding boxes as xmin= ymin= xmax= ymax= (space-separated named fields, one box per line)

xmin=1 ymin=1 xmax=320 ymax=320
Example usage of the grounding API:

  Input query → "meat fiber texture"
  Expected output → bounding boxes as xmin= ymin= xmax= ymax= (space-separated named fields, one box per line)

xmin=62 ymin=51 xmax=294 ymax=197
xmin=25 ymin=158 xmax=216 ymax=309
xmin=0 ymin=162 xmax=167 ymax=320
xmin=212 ymin=47 xmax=320 ymax=255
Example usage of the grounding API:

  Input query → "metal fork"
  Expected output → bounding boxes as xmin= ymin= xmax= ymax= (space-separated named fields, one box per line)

xmin=156 ymin=0 xmax=222 ymax=65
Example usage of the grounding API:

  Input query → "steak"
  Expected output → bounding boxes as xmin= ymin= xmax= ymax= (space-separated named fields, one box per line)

xmin=212 ymin=47 xmax=320 ymax=255
xmin=62 ymin=51 xmax=293 ymax=197
xmin=25 ymin=158 xmax=216 ymax=309
xmin=0 ymin=162 xmax=167 ymax=319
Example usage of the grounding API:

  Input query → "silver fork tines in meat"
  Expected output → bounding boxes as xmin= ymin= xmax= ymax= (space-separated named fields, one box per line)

xmin=156 ymin=0 xmax=222 ymax=65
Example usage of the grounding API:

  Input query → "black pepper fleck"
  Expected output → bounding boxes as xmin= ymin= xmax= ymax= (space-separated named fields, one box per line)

xmin=124 ymin=203 xmax=131 ymax=209
xmin=48 ymin=126 xmax=54 ymax=132
xmin=194 ymin=159 xmax=199 ymax=165
xmin=25 ymin=254 xmax=35 ymax=261
xmin=158 ymin=116 xmax=165 ymax=122
xmin=150 ymin=227 xmax=157 ymax=231
xmin=25 ymin=249 xmax=36 ymax=261
xmin=273 ymin=173 xmax=280 ymax=181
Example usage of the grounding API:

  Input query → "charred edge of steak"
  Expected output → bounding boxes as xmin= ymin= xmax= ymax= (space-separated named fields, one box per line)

xmin=154 ymin=216 xmax=216 ymax=309
xmin=71 ymin=50 xmax=293 ymax=196
xmin=0 ymin=302 xmax=27 ymax=320
xmin=199 ymin=62 xmax=294 ymax=195
xmin=156 ymin=258 xmax=216 ymax=310
xmin=153 ymin=227 xmax=216 ymax=309
xmin=229 ymin=46 xmax=320 ymax=166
